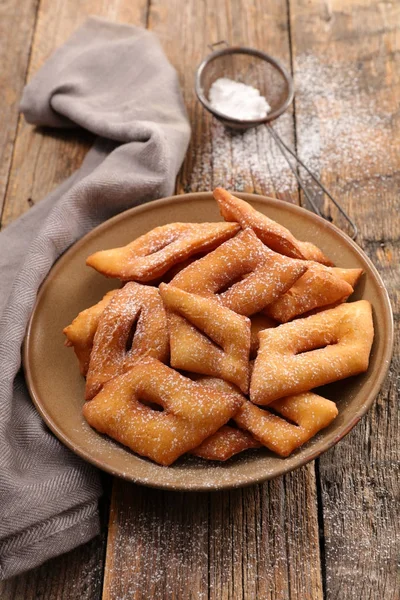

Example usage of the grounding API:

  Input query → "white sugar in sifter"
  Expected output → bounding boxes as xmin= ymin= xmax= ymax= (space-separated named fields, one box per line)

xmin=195 ymin=42 xmax=357 ymax=240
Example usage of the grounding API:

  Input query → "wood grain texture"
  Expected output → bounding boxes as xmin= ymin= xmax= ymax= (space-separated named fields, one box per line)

xmin=290 ymin=1 xmax=400 ymax=598
xmin=103 ymin=471 xmax=323 ymax=600
xmin=0 ymin=0 xmax=39 ymax=214
xmin=101 ymin=2 xmax=322 ymax=599
xmin=0 ymin=0 xmax=149 ymax=228
xmin=103 ymin=485 xmax=210 ymax=600
xmin=151 ymin=0 xmax=299 ymax=202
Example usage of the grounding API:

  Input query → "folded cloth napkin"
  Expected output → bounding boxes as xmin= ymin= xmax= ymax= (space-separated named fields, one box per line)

xmin=0 ymin=16 xmax=190 ymax=580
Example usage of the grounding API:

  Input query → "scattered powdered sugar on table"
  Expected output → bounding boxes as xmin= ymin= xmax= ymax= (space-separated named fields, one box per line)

xmin=295 ymin=53 xmax=392 ymax=181
xmin=191 ymin=112 xmax=297 ymax=194
xmin=191 ymin=54 xmax=393 ymax=196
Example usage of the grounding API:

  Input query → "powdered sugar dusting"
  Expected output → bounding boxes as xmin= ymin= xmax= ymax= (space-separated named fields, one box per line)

xmin=209 ymin=77 xmax=271 ymax=120
xmin=190 ymin=112 xmax=298 ymax=195
xmin=295 ymin=53 xmax=393 ymax=186
xmin=191 ymin=54 xmax=392 ymax=198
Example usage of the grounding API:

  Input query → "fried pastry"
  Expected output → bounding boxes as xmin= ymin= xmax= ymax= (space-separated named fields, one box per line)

xmin=213 ymin=187 xmax=332 ymax=265
xmin=250 ymin=313 xmax=277 ymax=358
xmin=63 ymin=289 xmax=118 ymax=376
xmin=83 ymin=359 xmax=243 ymax=466
xmin=264 ymin=263 xmax=358 ymax=323
xmin=85 ymin=282 xmax=169 ymax=400
xmin=157 ymin=255 xmax=204 ymax=284
xmin=235 ymin=392 xmax=338 ymax=457
xmin=66 ymin=193 xmax=375 ymax=468
xmin=159 ymin=283 xmax=251 ymax=392
xmin=86 ymin=221 xmax=240 ymax=282
xmin=251 ymin=300 xmax=374 ymax=405
xmin=171 ymin=228 xmax=307 ymax=316
xmin=191 ymin=425 xmax=261 ymax=461
xmin=332 ymin=267 xmax=363 ymax=288
xmin=189 ymin=377 xmax=260 ymax=460
xmin=195 ymin=377 xmax=337 ymax=458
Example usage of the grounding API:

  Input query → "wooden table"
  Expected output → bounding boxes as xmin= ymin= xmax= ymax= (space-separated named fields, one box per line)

xmin=1 ymin=1 xmax=398 ymax=598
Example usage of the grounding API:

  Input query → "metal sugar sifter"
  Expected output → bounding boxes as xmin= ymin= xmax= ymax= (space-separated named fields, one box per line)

xmin=195 ymin=42 xmax=357 ymax=239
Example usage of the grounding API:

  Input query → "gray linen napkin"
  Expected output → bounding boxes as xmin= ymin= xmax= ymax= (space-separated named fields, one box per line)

xmin=0 ymin=17 xmax=190 ymax=579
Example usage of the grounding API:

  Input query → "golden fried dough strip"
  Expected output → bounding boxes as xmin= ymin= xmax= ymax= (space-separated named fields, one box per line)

xmin=159 ymin=284 xmax=251 ymax=393
xmin=85 ymin=283 xmax=168 ymax=400
xmin=195 ymin=377 xmax=337 ymax=458
xmin=264 ymin=263 xmax=357 ymax=323
xmin=251 ymin=300 xmax=374 ymax=405
xmin=190 ymin=377 xmax=260 ymax=460
xmin=213 ymin=188 xmax=332 ymax=265
xmin=191 ymin=425 xmax=261 ymax=461
xmin=171 ymin=228 xmax=307 ymax=316
xmin=83 ymin=359 xmax=243 ymax=466
xmin=250 ymin=313 xmax=277 ymax=358
xmin=86 ymin=221 xmax=240 ymax=282
xmin=157 ymin=255 xmax=203 ymax=284
xmin=235 ymin=393 xmax=338 ymax=457
xmin=63 ymin=289 xmax=118 ymax=376
xmin=332 ymin=267 xmax=363 ymax=288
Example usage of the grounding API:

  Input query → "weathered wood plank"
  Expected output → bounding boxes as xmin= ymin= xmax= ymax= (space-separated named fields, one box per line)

xmin=290 ymin=1 xmax=400 ymax=598
xmin=101 ymin=2 xmax=323 ymax=599
xmin=1 ymin=0 xmax=150 ymax=228
xmin=103 ymin=485 xmax=210 ymax=600
xmin=207 ymin=474 xmax=323 ymax=600
xmin=103 ymin=468 xmax=323 ymax=600
xmin=155 ymin=0 xmax=299 ymax=201
xmin=0 ymin=0 xmax=39 ymax=214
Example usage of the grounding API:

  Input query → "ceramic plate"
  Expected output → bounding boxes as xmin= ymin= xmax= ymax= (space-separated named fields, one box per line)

xmin=23 ymin=193 xmax=393 ymax=490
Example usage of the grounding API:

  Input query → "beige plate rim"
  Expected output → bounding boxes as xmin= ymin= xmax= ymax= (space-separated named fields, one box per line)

xmin=23 ymin=192 xmax=394 ymax=491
